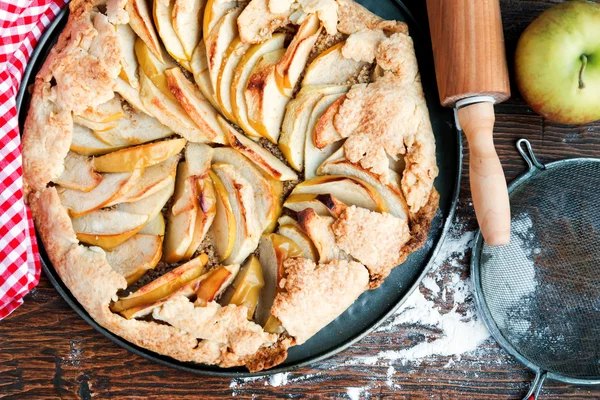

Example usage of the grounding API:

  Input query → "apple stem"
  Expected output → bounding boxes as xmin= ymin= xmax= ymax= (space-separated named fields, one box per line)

xmin=579 ymin=54 xmax=588 ymax=90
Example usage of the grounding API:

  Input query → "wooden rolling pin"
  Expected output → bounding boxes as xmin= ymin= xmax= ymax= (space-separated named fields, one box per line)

xmin=426 ymin=0 xmax=511 ymax=246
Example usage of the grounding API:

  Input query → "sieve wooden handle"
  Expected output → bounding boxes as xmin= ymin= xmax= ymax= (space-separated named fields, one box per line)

xmin=458 ymin=102 xmax=510 ymax=246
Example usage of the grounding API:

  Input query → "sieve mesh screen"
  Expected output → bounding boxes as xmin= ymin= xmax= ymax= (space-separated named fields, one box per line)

xmin=480 ymin=161 xmax=600 ymax=379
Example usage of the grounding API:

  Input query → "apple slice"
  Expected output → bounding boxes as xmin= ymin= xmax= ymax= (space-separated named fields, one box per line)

xmin=208 ymin=170 xmax=236 ymax=261
xmin=256 ymin=233 xmax=303 ymax=325
xmin=182 ymin=175 xmax=217 ymax=259
xmin=245 ymin=48 xmax=289 ymax=143
xmin=314 ymin=95 xmax=345 ymax=149
xmin=106 ymin=155 xmax=179 ymax=205
xmin=205 ymin=6 xmax=242 ymax=91
xmin=302 ymin=42 xmax=370 ymax=86
xmin=153 ymin=0 xmax=190 ymax=70
xmin=135 ymin=37 xmax=177 ymax=100
xmin=74 ymin=96 xmax=124 ymax=132
xmin=111 ymin=254 xmax=208 ymax=313
xmin=172 ymin=0 xmax=206 ymax=60
xmin=190 ymin=42 xmax=221 ymax=110
xmin=216 ymin=38 xmax=250 ymax=121
xmin=219 ymin=116 xmax=297 ymax=181
xmin=277 ymin=215 xmax=298 ymax=228
xmin=212 ymin=163 xmax=262 ymax=264
xmin=92 ymin=138 xmax=186 ymax=173
xmin=317 ymin=154 xmax=411 ymax=220
xmin=195 ymin=264 xmax=239 ymax=306
xmin=279 ymin=85 xmax=349 ymax=171
xmin=297 ymin=208 xmax=350 ymax=263
xmin=212 ymin=147 xmax=276 ymax=232
xmin=93 ymin=105 xmax=172 ymax=147
xmin=164 ymin=67 xmax=226 ymax=143
xmin=266 ymin=178 xmax=284 ymax=234
xmin=185 ymin=142 xmax=214 ymax=175
xmin=139 ymin=70 xmax=209 ymax=141
xmin=126 ymin=0 xmax=163 ymax=62
xmin=292 ymin=175 xmax=388 ymax=212
xmin=72 ymin=209 xmax=148 ymax=249
xmin=275 ymin=14 xmax=321 ymax=96
xmin=221 ymin=255 xmax=264 ymax=319
xmin=231 ymin=33 xmax=286 ymax=138
xmin=277 ymin=224 xmax=318 ymax=261
xmin=114 ymin=78 xmax=152 ymax=116
xmin=53 ymin=152 xmax=102 ymax=192
xmin=304 ymin=93 xmax=346 ymax=179
xmin=120 ymin=263 xmax=238 ymax=319
xmin=58 ymin=169 xmax=143 ymax=217
xmin=139 ymin=213 xmax=166 ymax=236
xmin=116 ymin=179 xmax=175 ymax=221
xmin=164 ymin=161 xmax=199 ymax=263
xmin=237 ymin=0 xmax=291 ymax=44
xmin=283 ymin=193 xmax=331 ymax=216
xmin=105 ymin=234 xmax=163 ymax=284
xmin=116 ymin=23 xmax=140 ymax=89
xmin=203 ymin=0 xmax=237 ymax=40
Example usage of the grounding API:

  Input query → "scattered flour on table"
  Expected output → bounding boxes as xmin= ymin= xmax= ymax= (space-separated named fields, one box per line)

xmin=229 ymin=225 xmax=494 ymax=396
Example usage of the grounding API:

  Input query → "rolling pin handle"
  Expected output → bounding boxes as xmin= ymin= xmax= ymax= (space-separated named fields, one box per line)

xmin=457 ymin=100 xmax=511 ymax=246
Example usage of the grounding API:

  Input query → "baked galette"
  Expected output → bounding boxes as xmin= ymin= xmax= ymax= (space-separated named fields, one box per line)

xmin=22 ymin=0 xmax=439 ymax=371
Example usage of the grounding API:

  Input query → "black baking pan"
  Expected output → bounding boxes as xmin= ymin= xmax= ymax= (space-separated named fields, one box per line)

xmin=17 ymin=0 xmax=462 ymax=377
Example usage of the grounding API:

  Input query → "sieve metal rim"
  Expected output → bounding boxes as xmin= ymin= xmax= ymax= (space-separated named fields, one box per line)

xmin=471 ymin=139 xmax=600 ymax=392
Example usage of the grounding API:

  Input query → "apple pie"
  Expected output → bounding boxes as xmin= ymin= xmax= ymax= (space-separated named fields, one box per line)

xmin=22 ymin=0 xmax=439 ymax=371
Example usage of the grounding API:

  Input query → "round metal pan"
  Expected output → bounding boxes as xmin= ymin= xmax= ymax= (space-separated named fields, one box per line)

xmin=16 ymin=0 xmax=462 ymax=377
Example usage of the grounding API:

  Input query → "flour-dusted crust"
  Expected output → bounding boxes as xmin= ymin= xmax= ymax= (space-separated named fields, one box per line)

xmin=23 ymin=0 xmax=440 ymax=371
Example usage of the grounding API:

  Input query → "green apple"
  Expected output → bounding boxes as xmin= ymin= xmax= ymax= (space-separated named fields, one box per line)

xmin=515 ymin=1 xmax=600 ymax=124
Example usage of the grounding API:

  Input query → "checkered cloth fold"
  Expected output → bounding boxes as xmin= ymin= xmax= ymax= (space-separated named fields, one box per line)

xmin=0 ymin=0 xmax=67 ymax=319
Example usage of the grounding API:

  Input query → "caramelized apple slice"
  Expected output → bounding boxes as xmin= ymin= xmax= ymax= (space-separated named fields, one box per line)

xmin=292 ymin=175 xmax=388 ymax=213
xmin=153 ymin=0 xmax=190 ymax=70
xmin=195 ymin=264 xmax=238 ymax=306
xmin=212 ymin=147 xmax=276 ymax=232
xmin=277 ymin=224 xmax=318 ymax=261
xmin=220 ymin=116 xmax=298 ymax=181
xmin=139 ymin=213 xmax=165 ymax=236
xmin=172 ymin=0 xmax=205 ymax=60
xmin=93 ymin=138 xmax=186 ymax=173
xmin=105 ymin=234 xmax=162 ymax=285
xmin=182 ymin=175 xmax=217 ymax=259
xmin=164 ymin=162 xmax=199 ymax=263
xmin=222 ymin=255 xmax=264 ymax=319
xmin=106 ymin=155 xmax=179 ymax=206
xmin=58 ymin=168 xmax=143 ymax=217
xmin=72 ymin=210 xmax=148 ymax=249
xmin=164 ymin=67 xmax=226 ymax=143
xmin=274 ymin=14 xmax=321 ymax=96
xmin=70 ymin=124 xmax=126 ymax=156
xmin=111 ymin=254 xmax=208 ymax=313
xmin=208 ymin=170 xmax=236 ymax=262
xmin=256 ymin=233 xmax=303 ymax=325
xmin=283 ymin=193 xmax=331 ymax=216
xmin=126 ymin=0 xmax=163 ymax=62
xmin=116 ymin=179 xmax=175 ymax=222
xmin=53 ymin=152 xmax=102 ymax=192
xmin=302 ymin=42 xmax=370 ymax=86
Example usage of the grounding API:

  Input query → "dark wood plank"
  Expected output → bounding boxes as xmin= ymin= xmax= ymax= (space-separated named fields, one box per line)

xmin=3 ymin=0 xmax=600 ymax=398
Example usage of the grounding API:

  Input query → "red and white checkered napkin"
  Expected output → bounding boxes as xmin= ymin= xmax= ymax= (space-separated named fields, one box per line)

xmin=0 ymin=0 xmax=67 ymax=319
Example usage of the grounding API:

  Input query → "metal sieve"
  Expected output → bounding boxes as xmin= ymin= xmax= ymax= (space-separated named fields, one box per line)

xmin=472 ymin=139 xmax=600 ymax=399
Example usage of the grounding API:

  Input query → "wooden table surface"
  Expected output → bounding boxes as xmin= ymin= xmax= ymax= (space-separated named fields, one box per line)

xmin=3 ymin=0 xmax=600 ymax=398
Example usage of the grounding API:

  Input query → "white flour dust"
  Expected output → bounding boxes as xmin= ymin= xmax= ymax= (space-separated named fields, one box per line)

xmin=229 ymin=224 xmax=494 ymax=396
xmin=365 ymin=228 xmax=490 ymax=365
